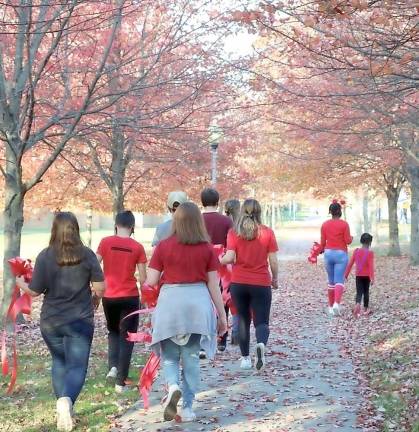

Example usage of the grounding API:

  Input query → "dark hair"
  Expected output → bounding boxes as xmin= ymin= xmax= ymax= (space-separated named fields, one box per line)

xmin=201 ymin=187 xmax=220 ymax=207
xmin=172 ymin=202 xmax=210 ymax=244
xmin=224 ymin=199 xmax=240 ymax=223
xmin=360 ymin=233 xmax=373 ymax=245
xmin=115 ymin=211 xmax=135 ymax=229
xmin=329 ymin=202 xmax=342 ymax=218
xmin=49 ymin=212 xmax=85 ymax=266
xmin=235 ymin=199 xmax=262 ymax=240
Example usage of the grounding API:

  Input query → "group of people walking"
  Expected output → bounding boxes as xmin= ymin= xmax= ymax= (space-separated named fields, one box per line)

xmin=15 ymin=191 xmax=374 ymax=431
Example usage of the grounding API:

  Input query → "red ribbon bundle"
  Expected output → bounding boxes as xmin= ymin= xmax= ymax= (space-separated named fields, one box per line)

xmin=1 ymin=258 xmax=33 ymax=394
xmin=212 ymin=245 xmax=236 ymax=315
xmin=308 ymin=242 xmax=322 ymax=264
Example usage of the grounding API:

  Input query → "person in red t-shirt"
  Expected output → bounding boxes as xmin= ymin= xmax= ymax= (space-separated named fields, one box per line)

xmin=221 ymin=199 xmax=279 ymax=372
xmin=320 ymin=202 xmax=353 ymax=316
xmin=146 ymin=202 xmax=227 ymax=423
xmin=345 ymin=233 xmax=375 ymax=317
xmin=96 ymin=211 xmax=147 ymax=392
xmin=201 ymin=187 xmax=233 ymax=353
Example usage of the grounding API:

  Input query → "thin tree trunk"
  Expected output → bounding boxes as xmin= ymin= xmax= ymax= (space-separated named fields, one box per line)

xmin=112 ymin=184 xmax=124 ymax=218
xmin=86 ymin=205 xmax=93 ymax=248
xmin=386 ymin=187 xmax=401 ymax=256
xmin=408 ymin=167 xmax=419 ymax=265
xmin=363 ymin=189 xmax=370 ymax=232
xmin=1 ymin=157 xmax=25 ymax=315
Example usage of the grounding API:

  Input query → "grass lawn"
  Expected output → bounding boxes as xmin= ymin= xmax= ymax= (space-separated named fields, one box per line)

xmin=0 ymin=305 xmax=147 ymax=432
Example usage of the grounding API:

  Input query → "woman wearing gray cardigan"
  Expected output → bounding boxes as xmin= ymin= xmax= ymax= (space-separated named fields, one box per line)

xmin=145 ymin=202 xmax=227 ymax=423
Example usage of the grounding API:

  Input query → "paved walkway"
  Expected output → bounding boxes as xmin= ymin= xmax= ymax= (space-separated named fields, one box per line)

xmin=114 ymin=251 xmax=364 ymax=432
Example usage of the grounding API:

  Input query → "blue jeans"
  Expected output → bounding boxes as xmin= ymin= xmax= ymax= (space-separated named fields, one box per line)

xmin=160 ymin=334 xmax=200 ymax=408
xmin=324 ymin=249 xmax=348 ymax=285
xmin=41 ymin=319 xmax=94 ymax=403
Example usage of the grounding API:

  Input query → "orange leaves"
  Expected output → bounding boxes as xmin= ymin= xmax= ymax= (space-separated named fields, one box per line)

xmin=370 ymin=62 xmax=395 ymax=77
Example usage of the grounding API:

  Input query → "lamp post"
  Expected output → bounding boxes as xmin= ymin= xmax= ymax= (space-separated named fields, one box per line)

xmin=209 ymin=124 xmax=222 ymax=187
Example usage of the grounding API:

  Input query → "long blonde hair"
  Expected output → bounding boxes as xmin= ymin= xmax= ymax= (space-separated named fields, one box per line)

xmin=235 ymin=199 xmax=262 ymax=240
xmin=171 ymin=202 xmax=210 ymax=244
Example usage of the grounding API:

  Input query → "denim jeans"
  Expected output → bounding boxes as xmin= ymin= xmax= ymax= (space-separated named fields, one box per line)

xmin=41 ymin=319 xmax=94 ymax=404
xmin=324 ymin=249 xmax=349 ymax=285
xmin=160 ymin=333 xmax=200 ymax=408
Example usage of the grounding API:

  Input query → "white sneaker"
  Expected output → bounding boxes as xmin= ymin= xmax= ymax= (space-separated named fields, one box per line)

xmin=115 ymin=384 xmax=128 ymax=394
xmin=181 ymin=407 xmax=197 ymax=422
xmin=328 ymin=306 xmax=335 ymax=316
xmin=333 ymin=302 xmax=340 ymax=316
xmin=57 ymin=397 xmax=73 ymax=431
xmin=240 ymin=356 xmax=252 ymax=369
xmin=255 ymin=343 xmax=266 ymax=371
xmin=163 ymin=384 xmax=182 ymax=421
xmin=106 ymin=366 xmax=117 ymax=380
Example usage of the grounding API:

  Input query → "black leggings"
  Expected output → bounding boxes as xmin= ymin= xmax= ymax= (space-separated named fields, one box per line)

xmin=355 ymin=276 xmax=370 ymax=308
xmin=230 ymin=283 xmax=272 ymax=357
xmin=102 ymin=296 xmax=139 ymax=385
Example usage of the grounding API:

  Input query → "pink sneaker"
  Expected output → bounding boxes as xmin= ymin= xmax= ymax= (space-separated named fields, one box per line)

xmin=363 ymin=308 xmax=371 ymax=316
xmin=353 ymin=304 xmax=361 ymax=318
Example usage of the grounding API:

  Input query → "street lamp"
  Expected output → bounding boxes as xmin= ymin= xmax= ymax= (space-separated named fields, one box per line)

xmin=209 ymin=124 xmax=222 ymax=187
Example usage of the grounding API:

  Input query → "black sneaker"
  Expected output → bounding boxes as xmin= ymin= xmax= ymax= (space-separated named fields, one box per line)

xmin=217 ymin=343 xmax=226 ymax=352
xmin=199 ymin=349 xmax=207 ymax=359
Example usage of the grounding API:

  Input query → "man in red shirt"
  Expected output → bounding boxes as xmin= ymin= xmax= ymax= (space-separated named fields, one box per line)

xmin=201 ymin=188 xmax=233 ymax=353
xmin=97 ymin=211 xmax=147 ymax=393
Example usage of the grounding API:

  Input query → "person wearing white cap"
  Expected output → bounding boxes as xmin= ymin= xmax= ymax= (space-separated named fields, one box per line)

xmin=152 ymin=191 xmax=188 ymax=247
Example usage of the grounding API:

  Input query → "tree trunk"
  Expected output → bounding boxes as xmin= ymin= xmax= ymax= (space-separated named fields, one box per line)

xmin=86 ymin=205 xmax=93 ymax=248
xmin=386 ymin=187 xmax=401 ymax=256
xmin=112 ymin=184 xmax=124 ymax=218
xmin=363 ymin=189 xmax=370 ymax=232
xmin=408 ymin=166 xmax=419 ymax=265
xmin=1 ymin=158 xmax=25 ymax=315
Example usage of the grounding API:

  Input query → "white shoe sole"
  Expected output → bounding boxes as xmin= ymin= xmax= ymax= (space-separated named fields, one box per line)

xmin=163 ymin=388 xmax=182 ymax=421
xmin=57 ymin=398 xmax=73 ymax=432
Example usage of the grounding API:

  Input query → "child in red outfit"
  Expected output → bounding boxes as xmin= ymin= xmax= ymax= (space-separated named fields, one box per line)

xmin=345 ymin=233 xmax=374 ymax=317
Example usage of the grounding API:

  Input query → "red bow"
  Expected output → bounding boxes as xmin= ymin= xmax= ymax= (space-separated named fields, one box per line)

xmin=1 ymin=258 xmax=33 ymax=394
xmin=141 ymin=283 xmax=160 ymax=308
xmin=331 ymin=199 xmax=346 ymax=206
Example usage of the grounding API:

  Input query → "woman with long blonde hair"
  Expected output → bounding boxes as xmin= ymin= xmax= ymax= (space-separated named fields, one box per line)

xmin=146 ymin=202 xmax=227 ymax=423
xmin=221 ymin=199 xmax=279 ymax=371
xmin=16 ymin=212 xmax=105 ymax=431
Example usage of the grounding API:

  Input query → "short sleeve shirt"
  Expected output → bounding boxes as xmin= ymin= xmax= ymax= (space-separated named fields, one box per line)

xmin=227 ymin=226 xmax=278 ymax=286
xmin=202 ymin=212 xmax=233 ymax=247
xmin=152 ymin=219 xmax=173 ymax=247
xmin=97 ymin=236 xmax=147 ymax=298
xmin=29 ymin=247 xmax=104 ymax=327
xmin=149 ymin=235 xmax=219 ymax=285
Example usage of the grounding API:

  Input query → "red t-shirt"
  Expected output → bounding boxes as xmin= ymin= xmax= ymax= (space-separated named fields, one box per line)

xmin=97 ymin=236 xmax=147 ymax=298
xmin=202 ymin=212 xmax=233 ymax=247
xmin=320 ymin=219 xmax=352 ymax=252
xmin=345 ymin=248 xmax=375 ymax=281
xmin=226 ymin=226 xmax=278 ymax=286
xmin=149 ymin=235 xmax=219 ymax=285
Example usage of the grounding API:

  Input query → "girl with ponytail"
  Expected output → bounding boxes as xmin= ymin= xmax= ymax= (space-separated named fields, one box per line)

xmin=221 ymin=199 xmax=279 ymax=372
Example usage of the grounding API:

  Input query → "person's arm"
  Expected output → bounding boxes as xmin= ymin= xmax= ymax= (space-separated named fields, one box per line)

xmin=16 ymin=276 xmax=41 ymax=297
xmin=345 ymin=251 xmax=355 ymax=280
xmin=137 ymin=263 xmax=147 ymax=285
xmin=96 ymin=254 xmax=103 ymax=263
xmin=207 ymin=271 xmax=228 ymax=336
xmin=344 ymin=223 xmax=353 ymax=245
xmin=268 ymin=252 xmax=279 ymax=289
xmin=320 ymin=223 xmax=327 ymax=252
xmin=370 ymin=252 xmax=375 ymax=284
xmin=220 ymin=250 xmax=235 ymax=265
xmin=145 ymin=268 xmax=161 ymax=286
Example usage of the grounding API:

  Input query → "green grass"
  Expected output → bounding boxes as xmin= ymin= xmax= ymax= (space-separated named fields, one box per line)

xmin=0 ymin=332 xmax=145 ymax=432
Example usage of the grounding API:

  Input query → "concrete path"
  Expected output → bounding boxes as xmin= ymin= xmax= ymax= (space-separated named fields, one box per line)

xmin=114 ymin=237 xmax=364 ymax=432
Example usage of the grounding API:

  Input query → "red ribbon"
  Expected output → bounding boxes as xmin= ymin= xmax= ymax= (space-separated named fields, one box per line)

xmin=1 ymin=258 xmax=33 ymax=394
xmin=139 ymin=352 xmax=160 ymax=409
xmin=308 ymin=242 xmax=322 ymax=264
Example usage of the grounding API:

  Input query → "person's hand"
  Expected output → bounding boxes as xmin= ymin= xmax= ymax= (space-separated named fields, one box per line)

xmin=272 ymin=278 xmax=279 ymax=290
xmin=92 ymin=295 xmax=101 ymax=310
xmin=217 ymin=316 xmax=228 ymax=336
